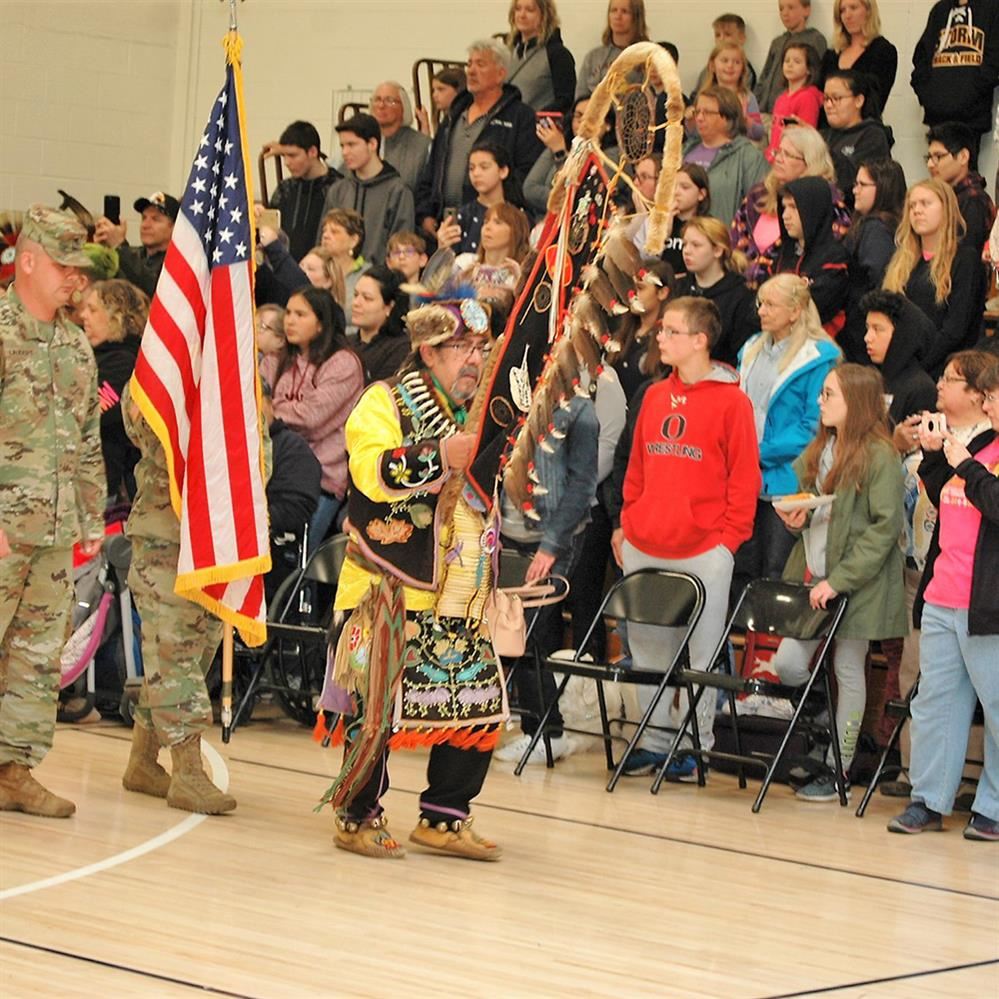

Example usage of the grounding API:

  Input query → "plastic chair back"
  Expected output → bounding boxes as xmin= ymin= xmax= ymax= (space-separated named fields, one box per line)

xmin=306 ymin=534 xmax=349 ymax=585
xmin=731 ymin=579 xmax=846 ymax=643
xmin=601 ymin=568 xmax=704 ymax=629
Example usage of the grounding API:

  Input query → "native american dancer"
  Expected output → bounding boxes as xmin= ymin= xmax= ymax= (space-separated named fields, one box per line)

xmin=319 ymin=298 xmax=507 ymax=861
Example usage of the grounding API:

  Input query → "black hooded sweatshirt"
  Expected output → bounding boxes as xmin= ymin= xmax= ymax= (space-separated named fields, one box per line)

xmin=822 ymin=119 xmax=893 ymax=202
xmin=679 ymin=271 xmax=758 ymax=368
xmin=912 ymin=0 xmax=999 ymax=136
xmin=875 ymin=298 xmax=939 ymax=425
xmin=767 ymin=176 xmax=850 ymax=330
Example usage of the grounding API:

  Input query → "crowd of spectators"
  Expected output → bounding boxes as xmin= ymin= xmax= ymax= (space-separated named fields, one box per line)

xmin=8 ymin=0 xmax=998 ymax=839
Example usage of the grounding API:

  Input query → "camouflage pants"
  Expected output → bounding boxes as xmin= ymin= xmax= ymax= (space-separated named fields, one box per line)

xmin=129 ymin=537 xmax=222 ymax=746
xmin=0 ymin=545 xmax=73 ymax=767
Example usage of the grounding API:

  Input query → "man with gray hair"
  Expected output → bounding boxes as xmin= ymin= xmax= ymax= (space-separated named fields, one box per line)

xmin=415 ymin=39 xmax=541 ymax=236
xmin=370 ymin=81 xmax=431 ymax=195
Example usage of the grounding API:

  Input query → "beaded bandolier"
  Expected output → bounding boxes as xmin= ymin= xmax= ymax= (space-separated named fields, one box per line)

xmin=346 ymin=369 xmax=465 ymax=589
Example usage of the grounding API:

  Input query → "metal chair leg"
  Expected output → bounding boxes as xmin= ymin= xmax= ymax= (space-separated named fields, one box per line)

xmin=514 ymin=672 xmax=570 ymax=777
xmin=823 ymin=669 xmax=849 ymax=807
xmin=650 ymin=682 xmax=701 ymax=795
xmin=752 ymin=667 xmax=825 ymax=813
xmin=607 ymin=675 xmax=675 ymax=792
xmin=728 ymin=691 xmax=747 ymax=789
xmin=595 ymin=680 xmax=614 ymax=771
xmin=856 ymin=683 xmax=917 ymax=817
xmin=228 ymin=643 xmax=274 ymax=735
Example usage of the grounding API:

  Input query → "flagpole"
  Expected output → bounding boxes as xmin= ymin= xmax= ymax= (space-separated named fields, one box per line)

xmin=220 ymin=0 xmax=240 ymax=745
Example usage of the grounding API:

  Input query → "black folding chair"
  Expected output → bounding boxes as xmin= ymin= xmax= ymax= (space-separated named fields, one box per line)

xmin=512 ymin=568 xmax=706 ymax=791
xmin=653 ymin=579 xmax=848 ymax=812
xmin=496 ymin=548 xmax=571 ymax=768
xmin=228 ymin=534 xmax=348 ymax=736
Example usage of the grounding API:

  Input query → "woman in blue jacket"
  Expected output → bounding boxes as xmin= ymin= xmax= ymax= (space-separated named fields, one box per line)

xmin=734 ymin=274 xmax=841 ymax=591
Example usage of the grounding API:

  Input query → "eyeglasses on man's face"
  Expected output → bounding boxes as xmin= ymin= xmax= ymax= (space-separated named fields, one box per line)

xmin=439 ymin=339 xmax=488 ymax=359
xmin=925 ymin=150 xmax=952 ymax=164
xmin=937 ymin=374 xmax=967 ymax=385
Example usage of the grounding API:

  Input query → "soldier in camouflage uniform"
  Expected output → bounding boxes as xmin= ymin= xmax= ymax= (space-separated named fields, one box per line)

xmin=0 ymin=206 xmax=106 ymax=819
xmin=119 ymin=385 xmax=235 ymax=814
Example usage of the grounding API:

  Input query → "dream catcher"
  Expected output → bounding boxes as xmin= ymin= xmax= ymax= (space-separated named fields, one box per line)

xmin=451 ymin=43 xmax=685 ymax=520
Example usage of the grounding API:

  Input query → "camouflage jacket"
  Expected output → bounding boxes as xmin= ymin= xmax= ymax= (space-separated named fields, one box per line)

xmin=0 ymin=287 xmax=106 ymax=547
xmin=121 ymin=381 xmax=179 ymax=543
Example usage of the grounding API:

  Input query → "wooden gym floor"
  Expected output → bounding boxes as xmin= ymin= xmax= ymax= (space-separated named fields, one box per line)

xmin=1 ymin=714 xmax=996 ymax=999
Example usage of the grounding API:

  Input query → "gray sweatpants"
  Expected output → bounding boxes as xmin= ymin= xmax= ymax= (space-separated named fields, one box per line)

xmin=622 ymin=540 xmax=735 ymax=754
xmin=772 ymin=636 xmax=868 ymax=772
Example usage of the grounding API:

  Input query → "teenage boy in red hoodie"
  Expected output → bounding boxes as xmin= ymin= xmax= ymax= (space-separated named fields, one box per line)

xmin=611 ymin=297 xmax=761 ymax=777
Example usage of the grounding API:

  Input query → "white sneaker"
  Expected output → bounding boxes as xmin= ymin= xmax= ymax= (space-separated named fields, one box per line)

xmin=493 ymin=733 xmax=574 ymax=764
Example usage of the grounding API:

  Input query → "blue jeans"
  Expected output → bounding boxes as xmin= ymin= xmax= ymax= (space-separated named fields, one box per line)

xmin=909 ymin=602 xmax=999 ymax=820
xmin=307 ymin=493 xmax=343 ymax=556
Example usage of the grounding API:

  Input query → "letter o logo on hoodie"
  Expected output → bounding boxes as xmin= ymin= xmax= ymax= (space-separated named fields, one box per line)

xmin=660 ymin=414 xmax=687 ymax=441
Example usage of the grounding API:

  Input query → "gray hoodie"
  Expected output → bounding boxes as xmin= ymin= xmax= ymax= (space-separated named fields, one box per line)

xmin=318 ymin=163 xmax=415 ymax=266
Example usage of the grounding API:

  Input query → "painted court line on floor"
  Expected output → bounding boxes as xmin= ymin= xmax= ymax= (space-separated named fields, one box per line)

xmin=0 ymin=742 xmax=229 ymax=902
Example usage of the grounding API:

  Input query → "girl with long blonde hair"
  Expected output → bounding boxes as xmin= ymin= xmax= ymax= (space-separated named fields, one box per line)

xmin=821 ymin=0 xmax=897 ymax=114
xmin=733 ymin=274 xmax=840 ymax=592
xmin=774 ymin=363 xmax=906 ymax=802
xmin=882 ymin=179 xmax=986 ymax=375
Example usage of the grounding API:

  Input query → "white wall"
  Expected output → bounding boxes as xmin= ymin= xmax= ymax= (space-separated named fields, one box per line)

xmin=2 ymin=0 xmax=996 ymax=225
xmin=0 ymin=0 xmax=181 ymax=225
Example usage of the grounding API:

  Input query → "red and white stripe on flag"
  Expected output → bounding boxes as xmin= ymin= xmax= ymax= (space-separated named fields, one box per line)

xmin=130 ymin=47 xmax=270 ymax=646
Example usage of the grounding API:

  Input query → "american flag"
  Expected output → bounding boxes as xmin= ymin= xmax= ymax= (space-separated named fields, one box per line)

xmin=130 ymin=43 xmax=270 ymax=646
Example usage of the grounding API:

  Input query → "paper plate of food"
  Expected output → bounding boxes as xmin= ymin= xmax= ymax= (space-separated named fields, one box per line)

xmin=772 ymin=492 xmax=835 ymax=512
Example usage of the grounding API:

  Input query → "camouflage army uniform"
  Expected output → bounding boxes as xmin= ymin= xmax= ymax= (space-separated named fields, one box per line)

xmin=121 ymin=384 xmax=222 ymax=746
xmin=0 ymin=287 xmax=106 ymax=767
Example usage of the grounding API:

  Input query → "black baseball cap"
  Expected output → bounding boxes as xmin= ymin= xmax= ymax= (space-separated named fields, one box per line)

xmin=134 ymin=191 xmax=180 ymax=221
xmin=335 ymin=113 xmax=381 ymax=145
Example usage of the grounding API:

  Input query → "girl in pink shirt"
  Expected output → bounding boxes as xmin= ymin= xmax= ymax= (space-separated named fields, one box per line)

xmin=767 ymin=43 xmax=824 ymax=162
xmin=889 ymin=352 xmax=999 ymax=840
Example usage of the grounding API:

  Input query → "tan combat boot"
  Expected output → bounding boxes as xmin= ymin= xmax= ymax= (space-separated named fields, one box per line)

xmin=122 ymin=723 xmax=170 ymax=797
xmin=0 ymin=762 xmax=76 ymax=818
xmin=165 ymin=735 xmax=236 ymax=814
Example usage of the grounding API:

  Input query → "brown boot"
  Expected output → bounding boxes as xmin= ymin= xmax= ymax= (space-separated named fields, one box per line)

xmin=166 ymin=735 xmax=236 ymax=814
xmin=408 ymin=816 xmax=502 ymax=861
xmin=333 ymin=813 xmax=406 ymax=859
xmin=122 ymin=723 xmax=170 ymax=798
xmin=0 ymin=762 xmax=76 ymax=818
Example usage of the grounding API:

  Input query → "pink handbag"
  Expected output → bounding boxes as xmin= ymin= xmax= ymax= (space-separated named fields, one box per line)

xmin=484 ymin=577 xmax=569 ymax=658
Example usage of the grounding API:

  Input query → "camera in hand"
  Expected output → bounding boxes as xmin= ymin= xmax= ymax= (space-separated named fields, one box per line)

xmin=920 ymin=412 xmax=948 ymax=436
